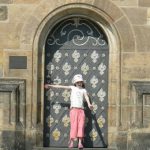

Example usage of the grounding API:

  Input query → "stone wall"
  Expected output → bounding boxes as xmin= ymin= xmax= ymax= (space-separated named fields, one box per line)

xmin=0 ymin=0 xmax=150 ymax=150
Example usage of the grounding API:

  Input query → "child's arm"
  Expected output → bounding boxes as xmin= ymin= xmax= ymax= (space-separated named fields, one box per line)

xmin=44 ymin=84 xmax=71 ymax=89
xmin=84 ymin=92 xmax=93 ymax=110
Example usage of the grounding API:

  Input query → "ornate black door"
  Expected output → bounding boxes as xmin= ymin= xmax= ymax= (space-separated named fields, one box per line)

xmin=44 ymin=17 xmax=109 ymax=148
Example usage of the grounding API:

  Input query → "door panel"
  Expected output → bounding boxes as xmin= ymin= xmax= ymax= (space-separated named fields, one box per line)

xmin=44 ymin=17 xmax=109 ymax=148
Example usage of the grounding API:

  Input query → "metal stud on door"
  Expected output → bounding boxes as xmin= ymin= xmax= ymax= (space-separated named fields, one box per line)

xmin=44 ymin=17 xmax=109 ymax=148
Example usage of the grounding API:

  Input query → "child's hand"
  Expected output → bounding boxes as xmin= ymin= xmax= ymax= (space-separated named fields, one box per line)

xmin=44 ymin=84 xmax=50 ymax=89
xmin=88 ymin=104 xmax=93 ymax=110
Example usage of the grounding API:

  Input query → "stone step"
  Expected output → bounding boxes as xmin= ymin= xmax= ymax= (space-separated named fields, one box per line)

xmin=33 ymin=147 xmax=116 ymax=150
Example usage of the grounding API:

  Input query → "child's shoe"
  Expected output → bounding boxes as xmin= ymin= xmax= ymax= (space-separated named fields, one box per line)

xmin=68 ymin=140 xmax=73 ymax=148
xmin=78 ymin=143 xmax=84 ymax=149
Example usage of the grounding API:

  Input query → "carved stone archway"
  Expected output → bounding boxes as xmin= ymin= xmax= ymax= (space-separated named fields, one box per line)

xmin=19 ymin=0 xmax=135 ymax=148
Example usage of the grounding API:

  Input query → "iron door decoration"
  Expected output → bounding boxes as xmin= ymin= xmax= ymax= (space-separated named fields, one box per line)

xmin=44 ymin=17 xmax=109 ymax=148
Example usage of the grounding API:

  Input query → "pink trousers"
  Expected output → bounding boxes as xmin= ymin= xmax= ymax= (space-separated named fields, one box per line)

xmin=70 ymin=108 xmax=85 ymax=139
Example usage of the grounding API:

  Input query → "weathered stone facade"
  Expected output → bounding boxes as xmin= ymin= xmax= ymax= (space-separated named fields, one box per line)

xmin=0 ymin=0 xmax=150 ymax=150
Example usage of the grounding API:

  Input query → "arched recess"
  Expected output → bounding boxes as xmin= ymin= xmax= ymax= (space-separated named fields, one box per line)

xmin=44 ymin=16 xmax=109 ymax=148
xmin=27 ymin=1 xmax=136 ymax=147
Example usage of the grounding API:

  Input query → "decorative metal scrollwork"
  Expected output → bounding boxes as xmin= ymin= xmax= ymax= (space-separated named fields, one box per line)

xmin=47 ymin=18 xmax=107 ymax=48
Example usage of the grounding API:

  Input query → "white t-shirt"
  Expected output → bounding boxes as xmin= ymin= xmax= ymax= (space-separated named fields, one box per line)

xmin=70 ymin=86 xmax=87 ymax=109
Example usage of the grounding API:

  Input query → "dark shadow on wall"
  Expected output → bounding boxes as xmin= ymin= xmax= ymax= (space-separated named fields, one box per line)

xmin=84 ymin=102 xmax=107 ymax=148
xmin=1 ymin=130 xmax=25 ymax=150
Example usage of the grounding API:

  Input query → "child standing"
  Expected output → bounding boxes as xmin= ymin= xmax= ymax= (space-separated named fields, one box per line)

xmin=45 ymin=74 xmax=93 ymax=149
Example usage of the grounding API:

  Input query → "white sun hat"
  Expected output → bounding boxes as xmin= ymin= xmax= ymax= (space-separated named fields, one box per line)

xmin=73 ymin=74 xmax=84 ymax=84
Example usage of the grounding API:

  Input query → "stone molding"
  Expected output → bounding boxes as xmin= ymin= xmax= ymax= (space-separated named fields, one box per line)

xmin=130 ymin=81 xmax=150 ymax=128
xmin=0 ymin=78 xmax=26 ymax=128
xmin=20 ymin=0 xmax=135 ymax=52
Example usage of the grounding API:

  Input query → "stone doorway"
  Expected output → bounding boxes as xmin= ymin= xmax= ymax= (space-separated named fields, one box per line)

xmin=44 ymin=17 xmax=109 ymax=148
